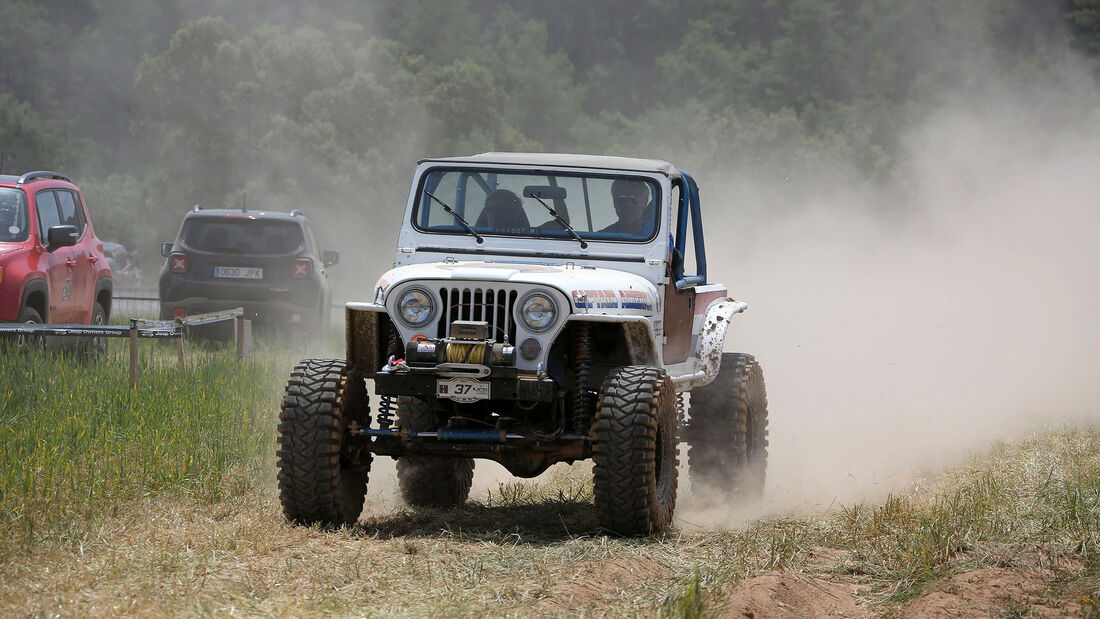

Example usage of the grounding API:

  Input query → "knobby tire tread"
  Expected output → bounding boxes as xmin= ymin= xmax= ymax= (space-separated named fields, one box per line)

xmin=592 ymin=366 xmax=678 ymax=536
xmin=688 ymin=352 xmax=769 ymax=499
xmin=276 ymin=358 xmax=370 ymax=526
xmin=395 ymin=396 xmax=475 ymax=508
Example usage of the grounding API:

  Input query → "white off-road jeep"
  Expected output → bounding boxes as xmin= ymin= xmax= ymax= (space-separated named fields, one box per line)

xmin=276 ymin=153 xmax=768 ymax=535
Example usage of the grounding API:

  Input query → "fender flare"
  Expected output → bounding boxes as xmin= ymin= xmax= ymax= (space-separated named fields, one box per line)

xmin=345 ymin=302 xmax=390 ymax=376
xmin=670 ymin=297 xmax=748 ymax=389
xmin=94 ymin=276 xmax=113 ymax=317
xmin=20 ymin=278 xmax=50 ymax=317
xmin=564 ymin=314 xmax=660 ymax=367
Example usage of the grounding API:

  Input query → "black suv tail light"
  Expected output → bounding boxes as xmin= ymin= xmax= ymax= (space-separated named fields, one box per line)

xmin=291 ymin=258 xmax=312 ymax=278
xmin=170 ymin=253 xmax=189 ymax=273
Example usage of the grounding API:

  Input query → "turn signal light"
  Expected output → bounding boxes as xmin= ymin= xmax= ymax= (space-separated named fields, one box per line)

xmin=519 ymin=337 xmax=542 ymax=360
xmin=170 ymin=253 xmax=189 ymax=273
xmin=291 ymin=259 xmax=311 ymax=278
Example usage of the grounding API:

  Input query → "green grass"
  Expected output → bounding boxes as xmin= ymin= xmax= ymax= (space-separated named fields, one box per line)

xmin=659 ymin=568 xmax=707 ymax=618
xmin=0 ymin=341 xmax=296 ymax=560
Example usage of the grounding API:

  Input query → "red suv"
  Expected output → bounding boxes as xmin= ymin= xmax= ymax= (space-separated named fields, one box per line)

xmin=0 ymin=171 xmax=113 ymax=336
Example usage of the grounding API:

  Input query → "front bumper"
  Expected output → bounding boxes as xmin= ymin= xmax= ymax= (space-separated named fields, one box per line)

xmin=373 ymin=365 xmax=558 ymax=403
xmin=362 ymin=363 xmax=586 ymax=475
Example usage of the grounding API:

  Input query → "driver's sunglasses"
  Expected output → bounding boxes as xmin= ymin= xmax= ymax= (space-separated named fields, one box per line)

xmin=613 ymin=194 xmax=639 ymax=204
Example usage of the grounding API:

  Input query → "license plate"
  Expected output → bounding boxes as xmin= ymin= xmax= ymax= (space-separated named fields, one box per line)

xmin=436 ymin=378 xmax=490 ymax=403
xmin=214 ymin=266 xmax=263 ymax=279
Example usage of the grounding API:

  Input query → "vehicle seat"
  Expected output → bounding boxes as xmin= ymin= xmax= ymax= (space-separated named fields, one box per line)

xmin=475 ymin=202 xmax=530 ymax=230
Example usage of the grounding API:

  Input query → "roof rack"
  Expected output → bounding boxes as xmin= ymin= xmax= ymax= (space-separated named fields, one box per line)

xmin=289 ymin=209 xmax=304 ymax=217
xmin=17 ymin=171 xmax=71 ymax=186
xmin=192 ymin=204 xmax=202 ymax=211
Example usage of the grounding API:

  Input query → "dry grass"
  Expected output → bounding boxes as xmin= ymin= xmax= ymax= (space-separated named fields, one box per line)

xmin=2 ymin=343 xmax=1098 ymax=616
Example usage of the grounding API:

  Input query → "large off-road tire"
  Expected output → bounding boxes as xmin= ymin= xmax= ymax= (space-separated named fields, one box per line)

xmin=592 ymin=366 xmax=679 ymax=536
xmin=276 ymin=358 xmax=371 ymax=526
xmin=687 ymin=353 xmax=769 ymax=499
xmin=395 ymin=396 xmax=474 ymax=508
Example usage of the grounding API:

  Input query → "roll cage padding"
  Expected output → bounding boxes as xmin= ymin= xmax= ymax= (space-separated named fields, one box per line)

xmin=673 ymin=171 xmax=707 ymax=290
xmin=419 ymin=171 xmax=497 ymax=227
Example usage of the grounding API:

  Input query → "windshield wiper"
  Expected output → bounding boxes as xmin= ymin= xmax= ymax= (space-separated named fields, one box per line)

xmin=529 ymin=195 xmax=588 ymax=249
xmin=424 ymin=190 xmax=483 ymax=244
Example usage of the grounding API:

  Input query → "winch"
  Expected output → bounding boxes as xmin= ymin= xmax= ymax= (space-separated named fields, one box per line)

xmin=403 ymin=320 xmax=517 ymax=366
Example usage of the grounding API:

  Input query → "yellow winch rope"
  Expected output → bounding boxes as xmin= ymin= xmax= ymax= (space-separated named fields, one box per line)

xmin=445 ymin=342 xmax=486 ymax=364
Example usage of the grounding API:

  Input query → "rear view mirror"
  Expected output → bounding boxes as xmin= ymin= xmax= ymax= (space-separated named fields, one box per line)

xmin=161 ymin=242 xmax=173 ymax=257
xmin=322 ymin=250 xmax=340 ymax=267
xmin=523 ymin=185 xmax=566 ymax=200
xmin=46 ymin=225 xmax=79 ymax=248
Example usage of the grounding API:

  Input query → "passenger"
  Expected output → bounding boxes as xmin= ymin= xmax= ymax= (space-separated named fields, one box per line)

xmin=477 ymin=189 xmax=530 ymax=232
xmin=601 ymin=179 xmax=654 ymax=236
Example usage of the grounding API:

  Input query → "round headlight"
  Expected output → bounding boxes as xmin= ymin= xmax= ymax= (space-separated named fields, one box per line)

xmin=397 ymin=288 xmax=435 ymax=326
xmin=520 ymin=292 xmax=557 ymax=332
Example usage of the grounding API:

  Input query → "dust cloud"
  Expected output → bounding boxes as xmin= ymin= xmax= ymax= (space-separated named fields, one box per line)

xmin=685 ymin=90 xmax=1100 ymax=524
xmin=359 ymin=86 xmax=1100 ymax=528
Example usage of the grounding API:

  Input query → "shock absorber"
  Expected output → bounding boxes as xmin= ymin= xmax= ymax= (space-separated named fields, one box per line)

xmin=376 ymin=324 xmax=403 ymax=430
xmin=571 ymin=322 xmax=594 ymax=433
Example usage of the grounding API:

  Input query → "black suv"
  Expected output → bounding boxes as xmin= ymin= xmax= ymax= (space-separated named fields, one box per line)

xmin=158 ymin=207 xmax=338 ymax=336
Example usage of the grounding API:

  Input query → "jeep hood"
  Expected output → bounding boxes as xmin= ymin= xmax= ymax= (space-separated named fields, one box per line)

xmin=376 ymin=260 xmax=661 ymax=315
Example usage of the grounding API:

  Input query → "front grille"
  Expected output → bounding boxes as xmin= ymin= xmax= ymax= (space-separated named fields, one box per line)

xmin=438 ymin=287 xmax=518 ymax=343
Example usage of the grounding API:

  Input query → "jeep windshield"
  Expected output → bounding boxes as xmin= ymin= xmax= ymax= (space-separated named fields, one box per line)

xmin=0 ymin=189 xmax=29 ymax=243
xmin=412 ymin=169 xmax=660 ymax=242
xmin=182 ymin=218 xmax=304 ymax=255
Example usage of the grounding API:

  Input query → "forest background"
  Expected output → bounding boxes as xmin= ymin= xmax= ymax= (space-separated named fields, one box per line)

xmin=1 ymin=0 xmax=1099 ymax=285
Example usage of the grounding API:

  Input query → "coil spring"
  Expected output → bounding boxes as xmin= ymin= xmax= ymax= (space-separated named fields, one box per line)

xmin=571 ymin=322 xmax=594 ymax=433
xmin=376 ymin=393 xmax=396 ymax=429
xmin=376 ymin=324 xmax=402 ymax=430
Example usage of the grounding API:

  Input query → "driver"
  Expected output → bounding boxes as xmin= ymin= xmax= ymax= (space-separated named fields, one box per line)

xmin=601 ymin=179 xmax=654 ymax=236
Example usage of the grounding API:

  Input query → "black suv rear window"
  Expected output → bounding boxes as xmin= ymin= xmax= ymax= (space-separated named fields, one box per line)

xmin=183 ymin=218 xmax=304 ymax=255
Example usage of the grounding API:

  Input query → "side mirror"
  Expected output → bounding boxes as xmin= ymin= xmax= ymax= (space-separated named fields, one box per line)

xmin=161 ymin=242 xmax=173 ymax=258
xmin=46 ymin=225 xmax=79 ymax=248
xmin=322 ymin=250 xmax=340 ymax=267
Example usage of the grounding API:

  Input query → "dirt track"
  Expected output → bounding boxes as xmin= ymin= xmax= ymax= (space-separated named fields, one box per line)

xmin=4 ymin=435 xmax=1096 ymax=618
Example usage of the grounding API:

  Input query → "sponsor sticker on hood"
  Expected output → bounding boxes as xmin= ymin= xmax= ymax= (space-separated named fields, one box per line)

xmin=572 ymin=288 xmax=656 ymax=312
